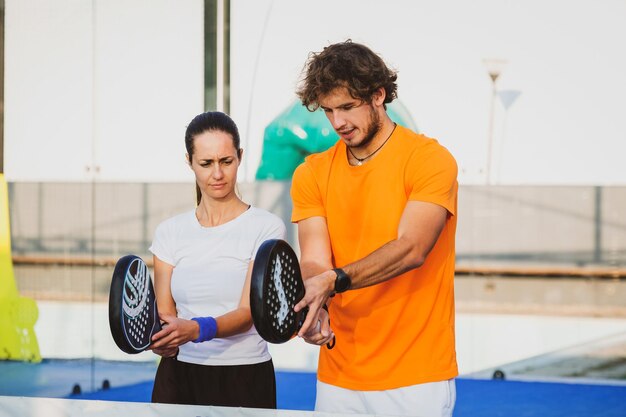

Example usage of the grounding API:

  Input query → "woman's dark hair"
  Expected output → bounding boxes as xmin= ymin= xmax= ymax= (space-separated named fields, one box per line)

xmin=296 ymin=40 xmax=398 ymax=111
xmin=185 ymin=111 xmax=242 ymax=205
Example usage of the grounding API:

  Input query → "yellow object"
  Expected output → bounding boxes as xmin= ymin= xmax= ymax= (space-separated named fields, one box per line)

xmin=0 ymin=174 xmax=41 ymax=362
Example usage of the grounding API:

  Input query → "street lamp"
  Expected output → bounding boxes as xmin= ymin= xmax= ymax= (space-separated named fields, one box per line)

xmin=495 ymin=89 xmax=522 ymax=182
xmin=483 ymin=59 xmax=507 ymax=185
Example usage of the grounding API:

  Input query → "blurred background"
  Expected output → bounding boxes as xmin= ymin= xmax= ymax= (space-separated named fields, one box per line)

xmin=1 ymin=0 xmax=625 ymax=414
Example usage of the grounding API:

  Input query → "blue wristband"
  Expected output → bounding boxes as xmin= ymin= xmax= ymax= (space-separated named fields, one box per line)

xmin=191 ymin=316 xmax=217 ymax=343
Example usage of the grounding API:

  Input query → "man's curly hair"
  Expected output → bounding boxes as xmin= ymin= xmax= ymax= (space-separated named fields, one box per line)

xmin=296 ymin=40 xmax=398 ymax=111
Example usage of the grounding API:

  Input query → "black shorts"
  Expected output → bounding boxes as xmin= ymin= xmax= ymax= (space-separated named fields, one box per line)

xmin=151 ymin=356 xmax=276 ymax=409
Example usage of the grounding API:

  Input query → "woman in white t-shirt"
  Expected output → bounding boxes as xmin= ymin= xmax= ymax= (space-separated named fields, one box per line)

xmin=148 ymin=111 xmax=286 ymax=408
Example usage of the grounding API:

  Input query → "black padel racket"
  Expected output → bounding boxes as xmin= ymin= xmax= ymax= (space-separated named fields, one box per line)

xmin=109 ymin=255 xmax=161 ymax=354
xmin=250 ymin=239 xmax=334 ymax=348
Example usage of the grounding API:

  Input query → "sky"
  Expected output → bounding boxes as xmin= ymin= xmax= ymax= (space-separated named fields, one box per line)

xmin=5 ymin=0 xmax=626 ymax=185
xmin=232 ymin=0 xmax=626 ymax=185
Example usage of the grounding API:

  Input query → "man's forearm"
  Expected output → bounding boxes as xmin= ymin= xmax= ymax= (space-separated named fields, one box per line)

xmin=341 ymin=237 xmax=425 ymax=290
xmin=300 ymin=260 xmax=333 ymax=280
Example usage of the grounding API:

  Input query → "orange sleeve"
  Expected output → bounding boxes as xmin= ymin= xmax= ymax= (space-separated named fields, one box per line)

xmin=406 ymin=141 xmax=458 ymax=216
xmin=290 ymin=161 xmax=326 ymax=222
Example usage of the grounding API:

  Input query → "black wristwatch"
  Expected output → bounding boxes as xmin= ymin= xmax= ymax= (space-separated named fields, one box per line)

xmin=332 ymin=268 xmax=352 ymax=294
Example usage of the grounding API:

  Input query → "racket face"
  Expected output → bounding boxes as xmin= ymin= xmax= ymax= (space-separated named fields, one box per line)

xmin=250 ymin=239 xmax=305 ymax=344
xmin=108 ymin=255 xmax=161 ymax=354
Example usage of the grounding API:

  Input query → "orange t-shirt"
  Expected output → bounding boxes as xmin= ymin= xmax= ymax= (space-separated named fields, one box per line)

xmin=290 ymin=125 xmax=458 ymax=390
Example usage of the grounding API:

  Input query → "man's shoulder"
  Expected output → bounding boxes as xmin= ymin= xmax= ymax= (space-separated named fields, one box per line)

xmin=396 ymin=125 xmax=435 ymax=147
xmin=293 ymin=141 xmax=339 ymax=181
xmin=303 ymin=141 xmax=340 ymax=165
xmin=396 ymin=125 xmax=455 ymax=161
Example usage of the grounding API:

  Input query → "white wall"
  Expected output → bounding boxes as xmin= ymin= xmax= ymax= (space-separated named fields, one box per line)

xmin=230 ymin=0 xmax=626 ymax=185
xmin=5 ymin=0 xmax=204 ymax=183
xmin=5 ymin=0 xmax=626 ymax=185
xmin=34 ymin=301 xmax=626 ymax=376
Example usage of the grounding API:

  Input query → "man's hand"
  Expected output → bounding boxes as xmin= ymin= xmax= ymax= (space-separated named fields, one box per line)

xmin=294 ymin=269 xmax=336 ymax=337
xmin=300 ymin=305 xmax=335 ymax=346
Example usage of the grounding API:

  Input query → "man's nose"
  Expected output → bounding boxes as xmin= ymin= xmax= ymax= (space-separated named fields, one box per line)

xmin=328 ymin=111 xmax=346 ymax=130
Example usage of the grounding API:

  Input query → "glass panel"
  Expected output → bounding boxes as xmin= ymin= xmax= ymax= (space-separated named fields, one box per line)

xmin=455 ymin=186 xmax=626 ymax=381
xmin=5 ymin=180 xmax=626 ymax=398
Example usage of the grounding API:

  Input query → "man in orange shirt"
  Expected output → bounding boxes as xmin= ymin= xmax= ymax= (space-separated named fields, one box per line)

xmin=290 ymin=40 xmax=458 ymax=417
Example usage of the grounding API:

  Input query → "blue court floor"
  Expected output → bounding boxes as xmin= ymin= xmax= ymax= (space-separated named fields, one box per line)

xmin=1 ymin=359 xmax=625 ymax=416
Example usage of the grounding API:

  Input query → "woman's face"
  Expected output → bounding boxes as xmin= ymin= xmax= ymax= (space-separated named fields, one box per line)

xmin=188 ymin=130 xmax=241 ymax=202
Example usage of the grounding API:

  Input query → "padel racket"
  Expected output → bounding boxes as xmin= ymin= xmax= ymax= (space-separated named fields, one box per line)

xmin=109 ymin=255 xmax=161 ymax=354
xmin=250 ymin=239 xmax=334 ymax=348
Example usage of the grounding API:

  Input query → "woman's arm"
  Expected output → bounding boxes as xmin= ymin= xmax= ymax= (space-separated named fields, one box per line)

xmin=149 ymin=255 xmax=179 ymax=357
xmin=212 ymin=261 xmax=254 ymax=338
xmin=149 ymin=260 xmax=255 ymax=351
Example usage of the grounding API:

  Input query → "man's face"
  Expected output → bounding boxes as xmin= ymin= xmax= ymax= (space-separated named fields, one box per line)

xmin=318 ymin=87 xmax=382 ymax=150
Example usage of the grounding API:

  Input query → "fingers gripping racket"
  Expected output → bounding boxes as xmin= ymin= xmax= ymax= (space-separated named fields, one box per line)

xmin=109 ymin=255 xmax=161 ymax=354
xmin=250 ymin=239 xmax=334 ymax=348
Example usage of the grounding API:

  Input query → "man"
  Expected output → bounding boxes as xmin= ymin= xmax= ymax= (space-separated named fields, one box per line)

xmin=290 ymin=40 xmax=458 ymax=417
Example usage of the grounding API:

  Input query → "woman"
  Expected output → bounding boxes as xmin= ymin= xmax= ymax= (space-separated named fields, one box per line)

xmin=148 ymin=111 xmax=285 ymax=408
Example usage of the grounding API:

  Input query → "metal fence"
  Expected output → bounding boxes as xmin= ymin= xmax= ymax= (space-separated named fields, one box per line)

xmin=9 ymin=182 xmax=625 ymax=268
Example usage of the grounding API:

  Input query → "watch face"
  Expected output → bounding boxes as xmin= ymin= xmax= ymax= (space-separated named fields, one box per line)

xmin=334 ymin=269 xmax=351 ymax=293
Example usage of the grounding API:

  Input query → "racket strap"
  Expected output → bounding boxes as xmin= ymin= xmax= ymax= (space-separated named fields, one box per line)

xmin=191 ymin=316 xmax=218 ymax=343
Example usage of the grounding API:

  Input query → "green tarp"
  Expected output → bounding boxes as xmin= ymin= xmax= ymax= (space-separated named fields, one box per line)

xmin=256 ymin=99 xmax=418 ymax=180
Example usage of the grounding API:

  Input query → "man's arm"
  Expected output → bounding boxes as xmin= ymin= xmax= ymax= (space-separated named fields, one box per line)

xmin=295 ymin=200 xmax=448 ymax=336
xmin=298 ymin=216 xmax=333 ymax=278
xmin=343 ymin=200 xmax=447 ymax=289
xmin=296 ymin=216 xmax=336 ymax=345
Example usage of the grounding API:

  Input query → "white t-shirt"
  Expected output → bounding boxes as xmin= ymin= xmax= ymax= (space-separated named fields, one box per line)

xmin=149 ymin=206 xmax=286 ymax=366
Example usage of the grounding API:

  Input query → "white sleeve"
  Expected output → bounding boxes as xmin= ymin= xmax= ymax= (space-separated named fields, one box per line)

xmin=251 ymin=214 xmax=287 ymax=260
xmin=149 ymin=220 xmax=176 ymax=266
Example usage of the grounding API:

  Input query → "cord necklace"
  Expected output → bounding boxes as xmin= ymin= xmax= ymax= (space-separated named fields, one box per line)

xmin=347 ymin=123 xmax=397 ymax=166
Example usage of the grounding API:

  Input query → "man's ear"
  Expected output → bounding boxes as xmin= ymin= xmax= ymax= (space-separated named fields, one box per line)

xmin=372 ymin=87 xmax=386 ymax=107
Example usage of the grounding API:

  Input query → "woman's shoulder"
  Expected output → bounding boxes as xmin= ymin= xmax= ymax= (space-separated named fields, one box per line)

xmin=246 ymin=206 xmax=286 ymax=234
xmin=246 ymin=206 xmax=285 ymax=224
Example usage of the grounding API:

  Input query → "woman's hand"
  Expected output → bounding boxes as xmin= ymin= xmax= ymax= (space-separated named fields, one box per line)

xmin=148 ymin=313 xmax=199 ymax=355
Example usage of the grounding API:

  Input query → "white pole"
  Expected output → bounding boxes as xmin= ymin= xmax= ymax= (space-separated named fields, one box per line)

xmin=216 ymin=0 xmax=225 ymax=112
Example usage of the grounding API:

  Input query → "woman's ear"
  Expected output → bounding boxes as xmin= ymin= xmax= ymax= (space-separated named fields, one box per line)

xmin=237 ymin=148 xmax=244 ymax=164
xmin=185 ymin=153 xmax=192 ymax=167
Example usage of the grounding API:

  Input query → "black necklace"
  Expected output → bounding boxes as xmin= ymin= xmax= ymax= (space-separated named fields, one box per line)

xmin=348 ymin=123 xmax=397 ymax=166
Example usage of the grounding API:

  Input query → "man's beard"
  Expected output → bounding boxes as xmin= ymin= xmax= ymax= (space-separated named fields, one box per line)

xmin=352 ymin=105 xmax=382 ymax=150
